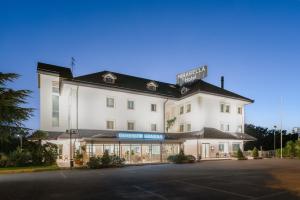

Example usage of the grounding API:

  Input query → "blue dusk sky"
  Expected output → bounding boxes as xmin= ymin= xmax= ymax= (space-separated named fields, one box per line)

xmin=1 ymin=0 xmax=299 ymax=131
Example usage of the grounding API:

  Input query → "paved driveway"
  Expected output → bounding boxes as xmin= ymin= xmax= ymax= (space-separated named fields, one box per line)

xmin=0 ymin=159 xmax=299 ymax=200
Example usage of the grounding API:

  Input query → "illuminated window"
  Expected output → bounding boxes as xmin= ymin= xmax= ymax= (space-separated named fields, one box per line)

xmin=219 ymin=143 xmax=224 ymax=152
xmin=106 ymin=121 xmax=114 ymax=129
xmin=52 ymin=81 xmax=59 ymax=127
xmin=147 ymin=81 xmax=158 ymax=91
xmin=106 ymin=98 xmax=115 ymax=108
xmin=103 ymin=73 xmax=116 ymax=84
xmin=232 ymin=143 xmax=240 ymax=152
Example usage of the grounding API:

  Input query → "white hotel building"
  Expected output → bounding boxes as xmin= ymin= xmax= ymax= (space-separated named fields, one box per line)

xmin=37 ymin=62 xmax=255 ymax=166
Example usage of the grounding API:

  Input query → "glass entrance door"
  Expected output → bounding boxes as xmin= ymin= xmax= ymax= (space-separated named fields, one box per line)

xmin=202 ymin=143 xmax=210 ymax=158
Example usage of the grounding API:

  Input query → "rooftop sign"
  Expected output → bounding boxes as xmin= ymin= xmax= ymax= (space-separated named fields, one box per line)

xmin=176 ymin=65 xmax=208 ymax=86
xmin=118 ymin=132 xmax=164 ymax=140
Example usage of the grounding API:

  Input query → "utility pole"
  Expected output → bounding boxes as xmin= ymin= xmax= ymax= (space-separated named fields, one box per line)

xmin=273 ymin=125 xmax=277 ymax=157
xmin=280 ymin=97 xmax=283 ymax=159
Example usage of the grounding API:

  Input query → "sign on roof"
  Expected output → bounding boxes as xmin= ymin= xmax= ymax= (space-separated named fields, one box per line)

xmin=176 ymin=65 xmax=208 ymax=86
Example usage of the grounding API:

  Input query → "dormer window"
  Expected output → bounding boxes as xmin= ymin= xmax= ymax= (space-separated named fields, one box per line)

xmin=147 ymin=81 xmax=158 ymax=91
xmin=103 ymin=73 xmax=117 ymax=84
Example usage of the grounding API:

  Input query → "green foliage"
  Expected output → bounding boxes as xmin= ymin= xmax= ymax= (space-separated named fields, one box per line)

xmin=244 ymin=124 xmax=298 ymax=151
xmin=0 ymin=153 xmax=8 ymax=167
xmin=42 ymin=142 xmax=58 ymax=165
xmin=75 ymin=150 xmax=83 ymax=161
xmin=87 ymin=156 xmax=101 ymax=169
xmin=87 ymin=151 xmax=125 ymax=169
xmin=7 ymin=148 xmax=32 ymax=167
xmin=275 ymin=140 xmax=300 ymax=158
xmin=0 ymin=73 xmax=33 ymax=144
xmin=166 ymin=117 xmax=176 ymax=132
xmin=167 ymin=149 xmax=196 ymax=164
xmin=252 ymin=147 xmax=259 ymax=158
xmin=237 ymin=148 xmax=246 ymax=160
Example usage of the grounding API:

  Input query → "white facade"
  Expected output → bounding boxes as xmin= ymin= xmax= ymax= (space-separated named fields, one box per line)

xmin=38 ymin=65 xmax=254 ymax=165
xmin=39 ymin=73 xmax=249 ymax=135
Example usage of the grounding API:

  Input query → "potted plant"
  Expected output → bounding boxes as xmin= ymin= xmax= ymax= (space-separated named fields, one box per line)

xmin=74 ymin=150 xmax=83 ymax=165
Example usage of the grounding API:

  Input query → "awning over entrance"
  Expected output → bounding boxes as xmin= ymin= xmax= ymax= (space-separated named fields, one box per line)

xmin=44 ymin=127 xmax=256 ymax=141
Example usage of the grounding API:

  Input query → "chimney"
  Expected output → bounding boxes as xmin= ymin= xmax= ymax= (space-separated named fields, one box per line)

xmin=221 ymin=76 xmax=224 ymax=89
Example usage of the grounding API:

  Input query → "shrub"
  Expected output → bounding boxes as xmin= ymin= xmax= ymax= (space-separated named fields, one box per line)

xmin=252 ymin=147 xmax=259 ymax=158
xmin=237 ymin=148 xmax=246 ymax=160
xmin=111 ymin=155 xmax=125 ymax=167
xmin=87 ymin=156 xmax=101 ymax=169
xmin=8 ymin=148 xmax=32 ymax=167
xmin=167 ymin=149 xmax=196 ymax=164
xmin=0 ymin=153 xmax=8 ymax=167
xmin=42 ymin=142 xmax=58 ymax=165
xmin=286 ymin=141 xmax=296 ymax=158
xmin=101 ymin=150 xmax=111 ymax=167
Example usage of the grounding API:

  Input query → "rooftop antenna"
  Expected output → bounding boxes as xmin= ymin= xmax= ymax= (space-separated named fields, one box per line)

xmin=71 ymin=57 xmax=76 ymax=75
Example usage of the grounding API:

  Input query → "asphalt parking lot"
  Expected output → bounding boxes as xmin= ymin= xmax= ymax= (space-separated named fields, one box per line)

xmin=0 ymin=159 xmax=299 ymax=200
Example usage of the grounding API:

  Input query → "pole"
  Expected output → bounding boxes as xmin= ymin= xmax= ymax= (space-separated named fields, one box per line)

xmin=280 ymin=97 xmax=283 ymax=159
xmin=70 ymin=130 xmax=73 ymax=168
xmin=273 ymin=126 xmax=276 ymax=157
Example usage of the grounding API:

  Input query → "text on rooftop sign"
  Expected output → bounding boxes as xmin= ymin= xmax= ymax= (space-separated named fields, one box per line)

xmin=176 ymin=65 xmax=208 ymax=86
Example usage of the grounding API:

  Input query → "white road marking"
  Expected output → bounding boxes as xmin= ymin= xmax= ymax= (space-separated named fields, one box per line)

xmin=60 ymin=171 xmax=67 ymax=179
xmin=250 ymin=191 xmax=289 ymax=200
xmin=176 ymin=180 xmax=254 ymax=199
xmin=133 ymin=185 xmax=169 ymax=200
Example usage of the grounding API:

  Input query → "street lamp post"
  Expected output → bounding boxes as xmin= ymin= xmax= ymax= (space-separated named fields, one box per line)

xmin=17 ymin=134 xmax=23 ymax=151
xmin=273 ymin=125 xmax=277 ymax=157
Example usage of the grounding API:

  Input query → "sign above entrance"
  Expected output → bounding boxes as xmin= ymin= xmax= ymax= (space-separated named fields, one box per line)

xmin=118 ymin=132 xmax=164 ymax=140
xmin=176 ymin=65 xmax=208 ymax=86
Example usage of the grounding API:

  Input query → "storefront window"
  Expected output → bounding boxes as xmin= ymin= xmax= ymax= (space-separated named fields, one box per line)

xmin=232 ymin=143 xmax=240 ymax=152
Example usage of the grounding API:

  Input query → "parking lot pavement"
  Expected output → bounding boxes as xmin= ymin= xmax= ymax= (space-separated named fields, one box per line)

xmin=0 ymin=159 xmax=299 ymax=200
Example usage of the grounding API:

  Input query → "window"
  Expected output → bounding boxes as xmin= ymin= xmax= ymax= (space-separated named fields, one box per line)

xmin=147 ymin=81 xmax=158 ymax=91
xmin=186 ymin=104 xmax=191 ymax=113
xmin=220 ymin=103 xmax=230 ymax=113
xmin=57 ymin=144 xmax=63 ymax=159
xmin=179 ymin=106 xmax=184 ymax=115
xmin=219 ymin=143 xmax=224 ymax=152
xmin=186 ymin=124 xmax=191 ymax=132
xmin=127 ymin=122 xmax=135 ymax=130
xmin=179 ymin=124 xmax=184 ymax=132
xmin=220 ymin=124 xmax=224 ymax=131
xmin=232 ymin=143 xmax=240 ymax=152
xmin=106 ymin=121 xmax=114 ymax=129
xmin=52 ymin=81 xmax=59 ymax=127
xmin=237 ymin=125 xmax=243 ymax=133
xmin=226 ymin=124 xmax=230 ymax=132
xmin=127 ymin=100 xmax=134 ymax=110
xmin=238 ymin=107 xmax=243 ymax=114
xmin=106 ymin=98 xmax=115 ymax=108
xmin=151 ymin=124 xmax=157 ymax=131
xmin=103 ymin=73 xmax=116 ymax=84
xmin=221 ymin=123 xmax=230 ymax=132
xmin=151 ymin=104 xmax=157 ymax=112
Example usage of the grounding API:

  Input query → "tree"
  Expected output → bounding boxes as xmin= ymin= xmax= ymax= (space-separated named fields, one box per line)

xmin=0 ymin=72 xmax=33 ymax=152
xmin=166 ymin=117 xmax=176 ymax=132
xmin=252 ymin=147 xmax=259 ymax=158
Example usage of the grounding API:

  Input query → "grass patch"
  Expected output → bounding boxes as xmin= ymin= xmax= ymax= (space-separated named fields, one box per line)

xmin=0 ymin=165 xmax=60 ymax=174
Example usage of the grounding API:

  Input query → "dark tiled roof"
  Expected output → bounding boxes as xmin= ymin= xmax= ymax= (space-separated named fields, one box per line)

xmin=36 ymin=62 xmax=253 ymax=102
xmin=73 ymin=71 xmax=181 ymax=98
xmin=37 ymin=62 xmax=73 ymax=79
xmin=30 ymin=131 xmax=65 ymax=140
xmin=48 ymin=128 xmax=256 ymax=141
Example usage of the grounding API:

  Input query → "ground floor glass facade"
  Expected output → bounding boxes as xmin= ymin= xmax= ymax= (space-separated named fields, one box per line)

xmin=86 ymin=143 xmax=180 ymax=164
